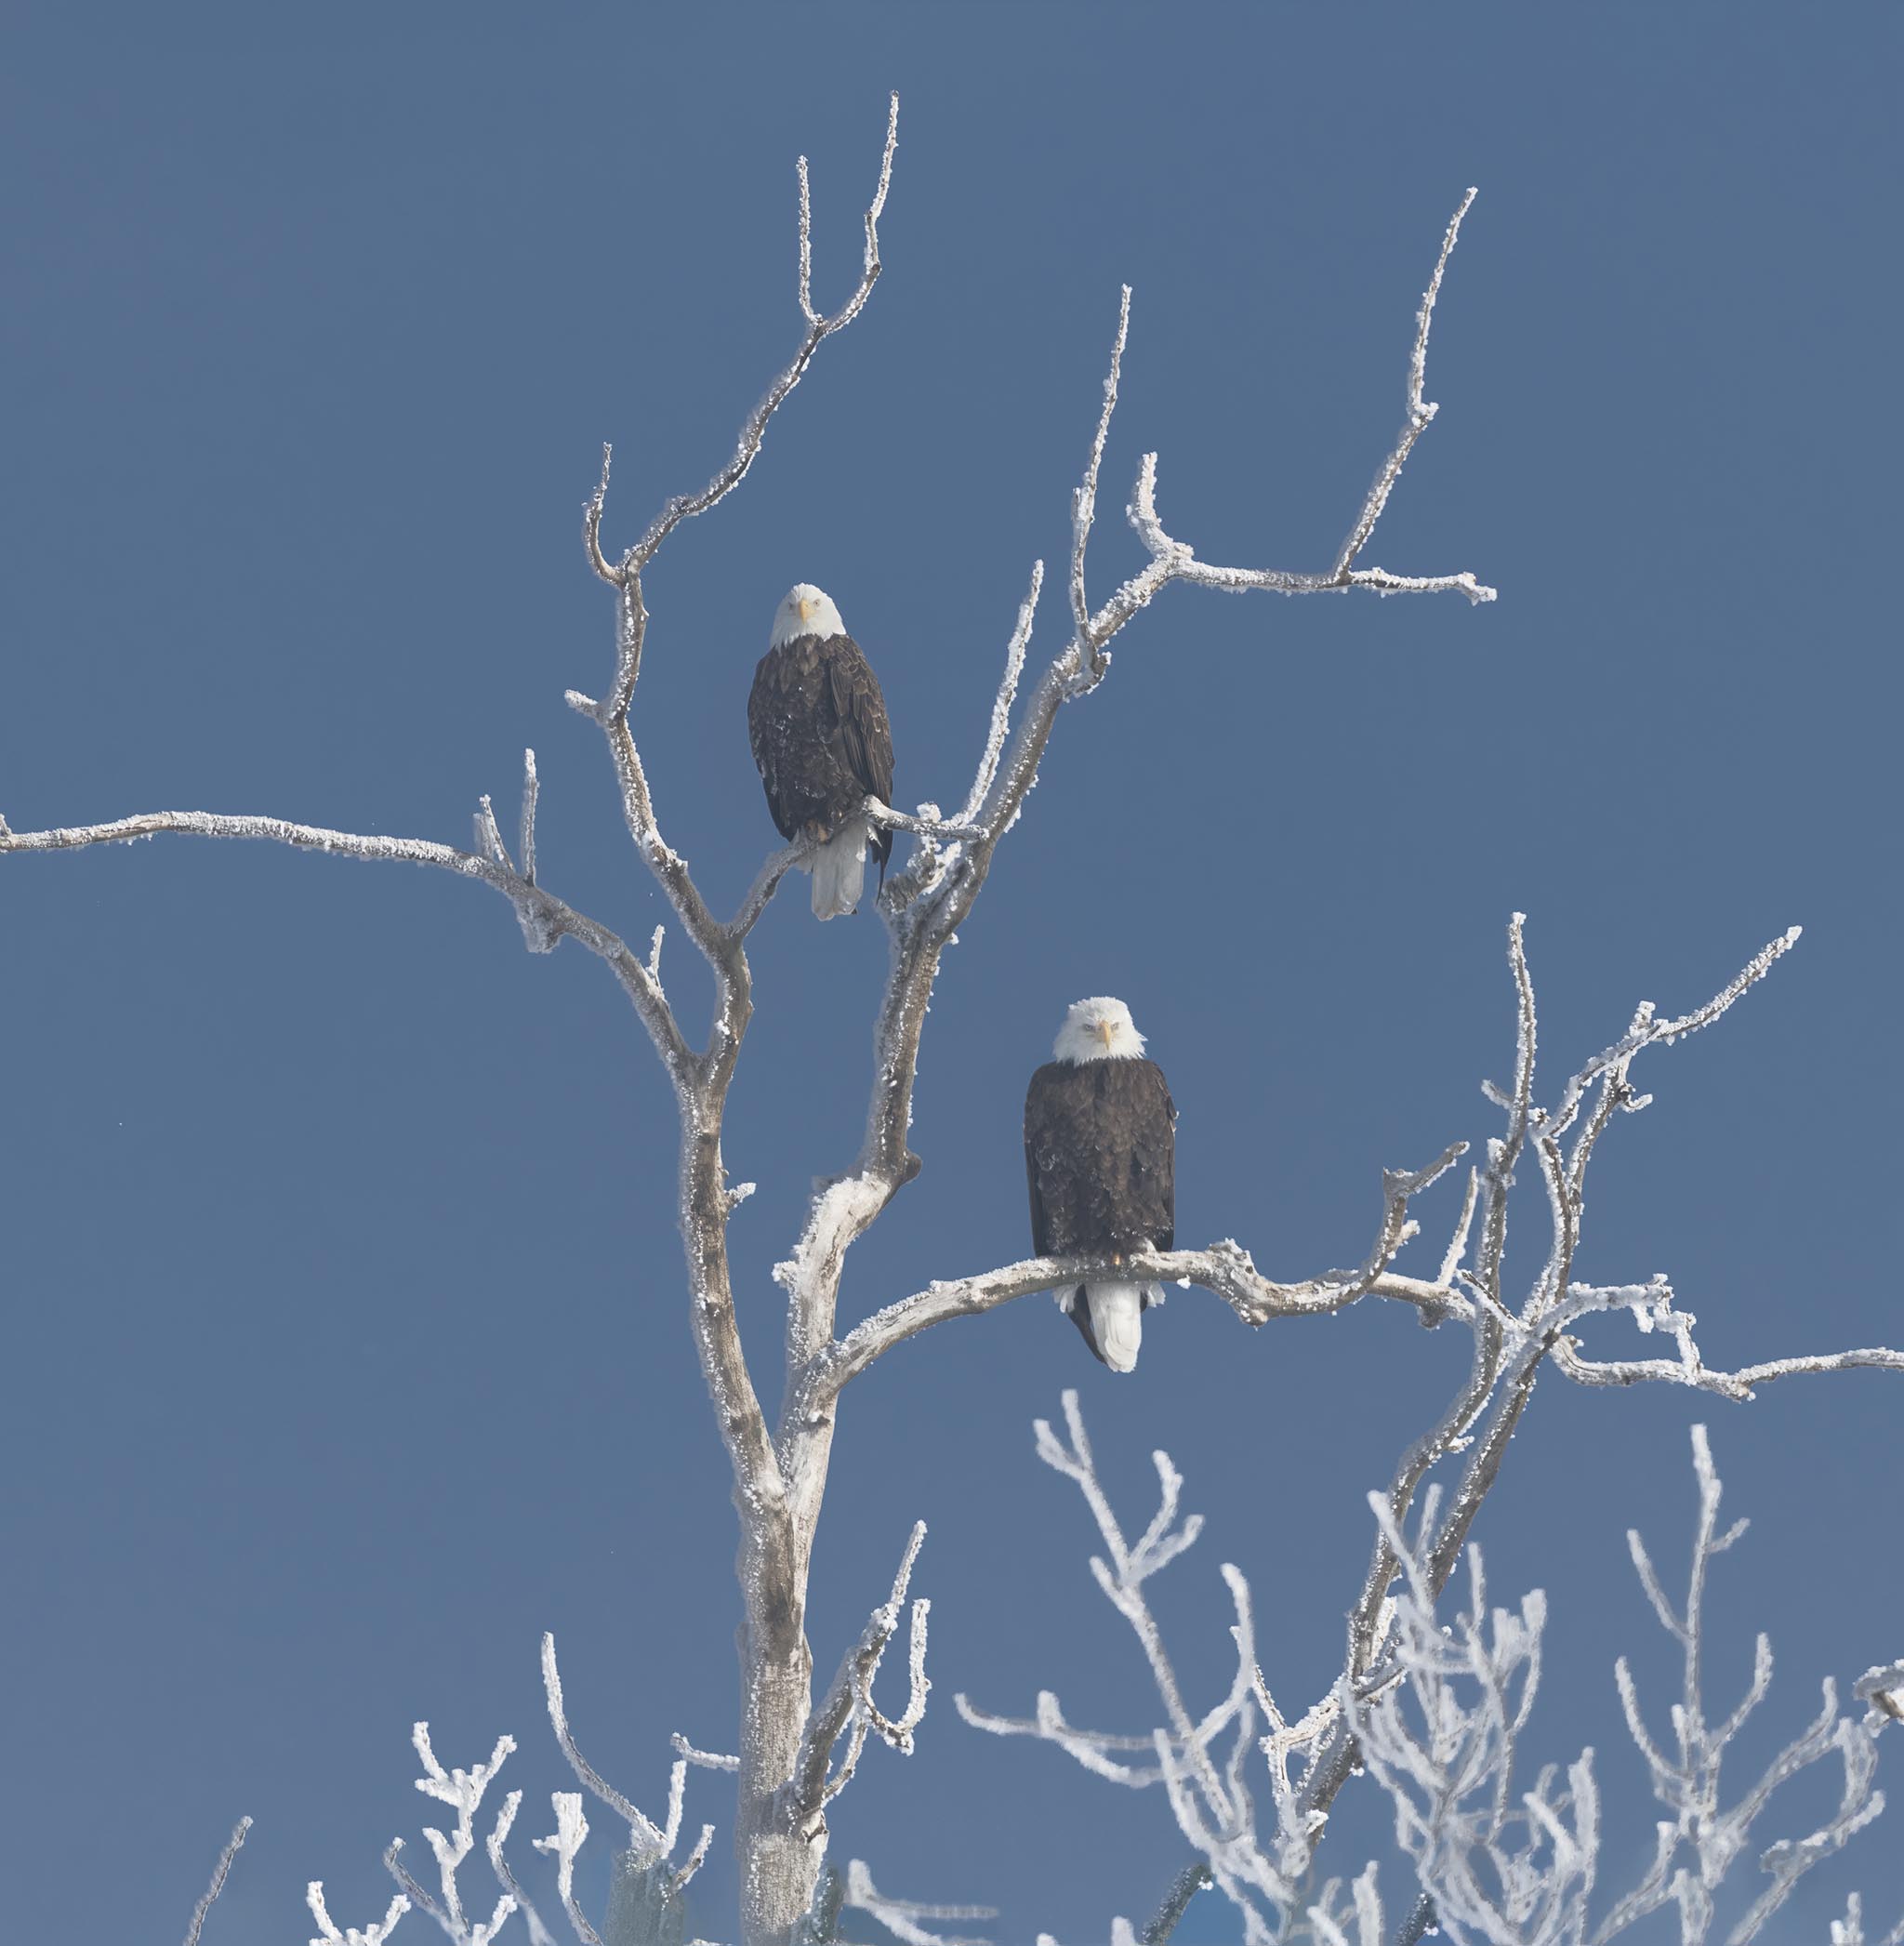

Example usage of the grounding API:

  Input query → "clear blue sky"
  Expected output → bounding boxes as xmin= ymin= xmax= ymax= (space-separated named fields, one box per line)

xmin=3 ymin=6 xmax=1898 ymax=1941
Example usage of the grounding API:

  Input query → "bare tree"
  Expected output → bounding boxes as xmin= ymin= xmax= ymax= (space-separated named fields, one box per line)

xmin=8 ymin=97 xmax=1897 ymax=1946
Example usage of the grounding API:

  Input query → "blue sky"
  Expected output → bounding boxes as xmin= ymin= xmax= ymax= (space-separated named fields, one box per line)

xmin=3 ymin=6 xmax=1899 ymax=1941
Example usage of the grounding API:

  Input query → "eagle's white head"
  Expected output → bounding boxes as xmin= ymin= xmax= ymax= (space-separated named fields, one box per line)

xmin=771 ymin=583 xmax=847 ymax=648
xmin=1054 ymin=996 xmax=1146 ymax=1064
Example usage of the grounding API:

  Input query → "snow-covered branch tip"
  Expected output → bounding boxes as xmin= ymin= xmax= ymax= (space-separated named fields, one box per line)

xmin=518 ymin=748 xmax=539 ymax=887
xmin=1331 ymin=187 xmax=1476 ymax=579
xmin=1353 ymin=1492 xmax=1597 ymax=1946
xmin=182 ymin=1815 xmax=251 ymax=1946
xmin=532 ymin=1794 xmax=601 ymax=1946
xmin=794 ymin=1521 xmax=932 ymax=1825
xmin=543 ymin=1633 xmax=698 ymax=1864
xmin=591 ymin=90 xmax=899 ymax=589
xmin=840 ymin=1860 xmax=995 ymax=1946
xmin=1099 ymin=190 xmax=1494 ymax=630
xmin=1071 ymin=285 xmax=1131 ymax=644
xmin=1342 ymin=1423 xmax=1903 ymax=1946
xmin=957 ymin=561 xmax=1043 ymax=831
xmin=308 ymin=1883 xmax=411 ymax=1946
xmin=384 ymin=1724 xmax=519 ymax=1945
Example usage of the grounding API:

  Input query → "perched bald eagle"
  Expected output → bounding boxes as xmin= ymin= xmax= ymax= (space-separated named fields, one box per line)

xmin=1025 ymin=998 xmax=1176 ymax=1372
xmin=748 ymin=585 xmax=895 ymax=920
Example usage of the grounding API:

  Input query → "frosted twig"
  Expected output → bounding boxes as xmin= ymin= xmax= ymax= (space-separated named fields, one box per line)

xmin=1546 ymin=927 xmax=1804 ymax=1141
xmin=956 ymin=563 xmax=1042 ymax=830
xmin=603 ymin=91 xmax=899 ymax=581
xmin=1072 ymin=286 xmax=1131 ymax=644
xmin=0 ymin=808 xmax=691 ymax=1079
xmin=1304 ymin=1865 xmax=1386 ymax=1946
xmin=1553 ymin=1336 xmax=1904 ymax=1400
xmin=1351 ymin=1503 xmax=1597 ymax=1946
xmin=483 ymin=1793 xmax=562 ymax=1946
xmin=1332 ymin=189 xmax=1477 ymax=579
xmin=792 ymin=1521 xmax=932 ymax=1825
xmin=183 ymin=1815 xmax=251 ymax=1946
xmin=386 ymin=1725 xmax=519 ymax=1945
xmin=543 ymin=1633 xmax=681 ymax=1857
xmin=308 ymin=1883 xmax=411 ymax=1946
xmin=519 ymin=749 xmax=538 ymax=887
xmin=1126 ymin=450 xmax=1493 ymax=607
xmin=841 ymin=1860 xmax=994 ymax=1946
xmin=475 ymin=795 xmax=509 ymax=869
xmin=532 ymin=1794 xmax=602 ymax=1946
xmin=671 ymin=1732 xmax=739 ymax=1774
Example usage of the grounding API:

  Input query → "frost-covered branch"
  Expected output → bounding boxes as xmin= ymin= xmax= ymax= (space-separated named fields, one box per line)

xmin=183 ymin=1815 xmax=251 ymax=1946
xmin=790 ymin=1521 xmax=932 ymax=1831
xmin=1352 ymin=1498 xmax=1598 ymax=1946
xmin=1297 ymin=914 xmax=1889 ymax=1832
xmin=839 ymin=1860 xmax=995 ymax=1946
xmin=544 ymin=1633 xmax=710 ymax=1878
xmin=531 ymin=1794 xmax=601 ymax=1946
xmin=806 ymin=1143 xmax=1471 ymax=1411
xmin=0 ymin=805 xmax=694 ymax=1085
xmin=309 ymin=1883 xmax=411 ymax=1946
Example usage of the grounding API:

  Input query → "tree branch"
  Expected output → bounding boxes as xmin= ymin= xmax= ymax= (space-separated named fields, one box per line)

xmin=0 ymin=806 xmax=694 ymax=1086
xmin=788 ymin=1521 xmax=930 ymax=1832
xmin=800 ymin=1144 xmax=1468 ymax=1418
xmin=181 ymin=1816 xmax=251 ymax=1946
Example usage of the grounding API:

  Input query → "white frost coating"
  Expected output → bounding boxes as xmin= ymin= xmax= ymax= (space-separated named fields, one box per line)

xmin=485 ymin=1793 xmax=562 ymax=1946
xmin=383 ymin=1725 xmax=519 ymax=1945
xmin=1304 ymin=1866 xmax=1386 ymax=1946
xmin=1590 ymin=1425 xmax=1894 ymax=1945
xmin=673 ymin=1731 xmax=741 ymax=1774
xmin=183 ymin=1816 xmax=251 ymax=1946
xmin=840 ymin=1860 xmax=996 ymax=1946
xmin=953 ymin=563 xmax=1043 ymax=831
xmin=309 ymin=1883 xmax=411 ymax=1946
xmin=790 ymin=1522 xmax=932 ymax=1825
xmin=1353 ymin=1492 xmax=1597 ymax=1946
xmin=533 ymin=1794 xmax=601 ymax=1946
xmin=959 ymin=1394 xmax=1301 ymax=1944
xmin=980 ymin=1408 xmax=1902 ymax=1946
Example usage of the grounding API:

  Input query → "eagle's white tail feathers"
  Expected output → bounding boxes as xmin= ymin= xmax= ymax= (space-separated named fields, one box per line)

xmin=1086 ymin=1279 xmax=1145 ymax=1373
xmin=809 ymin=822 xmax=869 ymax=920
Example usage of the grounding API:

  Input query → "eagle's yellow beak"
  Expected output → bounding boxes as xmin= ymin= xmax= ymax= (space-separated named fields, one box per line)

xmin=1097 ymin=1019 xmax=1117 ymax=1049
xmin=797 ymin=597 xmax=814 ymax=625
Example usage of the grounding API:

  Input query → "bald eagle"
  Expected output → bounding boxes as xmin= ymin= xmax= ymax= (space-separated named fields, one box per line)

xmin=748 ymin=585 xmax=895 ymax=920
xmin=1025 ymin=998 xmax=1176 ymax=1372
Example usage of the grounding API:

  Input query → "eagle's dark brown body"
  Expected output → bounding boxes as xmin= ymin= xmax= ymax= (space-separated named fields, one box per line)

xmin=1025 ymin=1057 xmax=1176 ymax=1264
xmin=747 ymin=631 xmax=895 ymax=878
